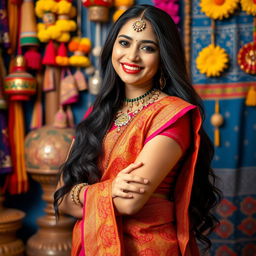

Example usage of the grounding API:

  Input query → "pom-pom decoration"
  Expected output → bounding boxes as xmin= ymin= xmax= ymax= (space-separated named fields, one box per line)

xmin=113 ymin=0 xmax=134 ymax=22
xmin=68 ymin=37 xmax=91 ymax=67
xmin=35 ymin=0 xmax=58 ymax=18
xmin=241 ymin=0 xmax=256 ymax=16
xmin=36 ymin=0 xmax=77 ymax=43
xmin=196 ymin=44 xmax=229 ymax=77
xmin=200 ymin=0 xmax=239 ymax=20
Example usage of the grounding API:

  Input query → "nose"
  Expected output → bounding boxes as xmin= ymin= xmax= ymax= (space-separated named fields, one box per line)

xmin=127 ymin=46 xmax=140 ymax=62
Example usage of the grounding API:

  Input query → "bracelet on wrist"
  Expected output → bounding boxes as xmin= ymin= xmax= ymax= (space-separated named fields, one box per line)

xmin=70 ymin=183 xmax=88 ymax=207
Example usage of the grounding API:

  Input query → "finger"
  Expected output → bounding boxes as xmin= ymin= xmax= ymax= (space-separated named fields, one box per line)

xmin=121 ymin=183 xmax=145 ymax=194
xmin=121 ymin=162 xmax=143 ymax=174
xmin=113 ymin=190 xmax=133 ymax=198
xmin=122 ymin=174 xmax=149 ymax=184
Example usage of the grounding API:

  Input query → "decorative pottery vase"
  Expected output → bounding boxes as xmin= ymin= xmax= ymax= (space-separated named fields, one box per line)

xmin=0 ymin=193 xmax=25 ymax=256
xmin=24 ymin=125 xmax=75 ymax=256
xmin=4 ymin=56 xmax=37 ymax=101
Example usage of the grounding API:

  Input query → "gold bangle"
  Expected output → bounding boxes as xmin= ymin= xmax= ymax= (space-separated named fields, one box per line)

xmin=71 ymin=183 xmax=88 ymax=207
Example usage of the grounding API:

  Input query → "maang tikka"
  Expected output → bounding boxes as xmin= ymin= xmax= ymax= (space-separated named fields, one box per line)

xmin=132 ymin=11 xmax=146 ymax=32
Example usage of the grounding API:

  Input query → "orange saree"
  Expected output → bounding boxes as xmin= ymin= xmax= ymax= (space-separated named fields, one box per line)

xmin=72 ymin=96 xmax=202 ymax=256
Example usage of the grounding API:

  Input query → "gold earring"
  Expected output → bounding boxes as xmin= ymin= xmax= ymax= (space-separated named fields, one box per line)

xmin=159 ymin=70 xmax=166 ymax=90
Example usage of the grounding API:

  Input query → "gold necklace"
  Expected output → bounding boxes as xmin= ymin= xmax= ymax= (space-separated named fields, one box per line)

xmin=114 ymin=89 xmax=160 ymax=132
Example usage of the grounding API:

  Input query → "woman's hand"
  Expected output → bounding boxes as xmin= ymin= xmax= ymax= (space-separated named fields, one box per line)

xmin=112 ymin=162 xmax=149 ymax=199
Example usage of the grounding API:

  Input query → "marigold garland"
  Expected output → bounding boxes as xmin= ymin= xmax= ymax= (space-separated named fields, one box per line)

xmin=241 ymin=0 xmax=256 ymax=16
xmin=200 ymin=0 xmax=239 ymax=20
xmin=196 ymin=44 xmax=229 ymax=77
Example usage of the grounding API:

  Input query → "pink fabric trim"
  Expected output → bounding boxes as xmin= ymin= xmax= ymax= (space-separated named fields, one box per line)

xmin=144 ymin=105 xmax=196 ymax=145
xmin=80 ymin=187 xmax=89 ymax=256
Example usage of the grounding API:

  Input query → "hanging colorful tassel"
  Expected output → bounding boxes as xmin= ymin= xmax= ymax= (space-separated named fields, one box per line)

xmin=6 ymin=102 xmax=28 ymax=194
xmin=210 ymin=100 xmax=224 ymax=147
xmin=56 ymin=42 xmax=69 ymax=66
xmin=42 ymin=40 xmax=57 ymax=65
xmin=245 ymin=85 xmax=256 ymax=106
xmin=30 ymin=73 xmax=43 ymax=129
xmin=24 ymin=47 xmax=42 ymax=70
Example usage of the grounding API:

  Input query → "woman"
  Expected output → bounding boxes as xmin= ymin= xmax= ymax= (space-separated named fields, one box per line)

xmin=54 ymin=5 xmax=221 ymax=256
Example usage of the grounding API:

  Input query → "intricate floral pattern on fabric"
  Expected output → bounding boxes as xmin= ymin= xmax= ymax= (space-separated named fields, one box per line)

xmin=72 ymin=96 xmax=202 ymax=256
xmin=0 ymin=110 xmax=12 ymax=176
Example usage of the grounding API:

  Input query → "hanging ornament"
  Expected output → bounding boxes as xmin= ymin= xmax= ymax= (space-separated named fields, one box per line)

xmin=54 ymin=0 xmax=77 ymax=43
xmin=4 ymin=56 xmax=37 ymax=101
xmin=88 ymin=69 xmax=102 ymax=95
xmin=210 ymin=100 xmax=224 ymax=147
xmin=20 ymin=0 xmax=41 ymax=70
xmin=197 ymin=4 xmax=231 ymax=147
xmin=196 ymin=20 xmax=229 ymax=77
xmin=68 ymin=37 xmax=91 ymax=68
xmin=200 ymin=0 xmax=239 ymax=20
xmin=238 ymin=42 xmax=256 ymax=74
xmin=241 ymin=0 xmax=256 ymax=16
xmin=4 ymin=56 xmax=37 ymax=194
xmin=36 ymin=0 xmax=58 ymax=43
xmin=60 ymin=69 xmax=79 ymax=106
xmin=88 ymin=21 xmax=103 ymax=95
xmin=237 ymin=15 xmax=256 ymax=106
xmin=113 ymin=0 xmax=134 ymax=22
xmin=82 ymin=0 xmax=113 ymax=22
xmin=56 ymin=42 xmax=69 ymax=66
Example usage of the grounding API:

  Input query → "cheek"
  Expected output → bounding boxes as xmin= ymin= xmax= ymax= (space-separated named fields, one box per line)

xmin=147 ymin=56 xmax=160 ymax=75
xmin=112 ymin=45 xmax=122 ymax=65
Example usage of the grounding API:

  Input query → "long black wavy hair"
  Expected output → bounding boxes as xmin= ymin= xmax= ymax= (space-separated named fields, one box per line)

xmin=54 ymin=4 xmax=221 ymax=251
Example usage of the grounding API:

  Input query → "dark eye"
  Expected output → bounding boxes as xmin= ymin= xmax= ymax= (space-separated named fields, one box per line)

xmin=141 ymin=45 xmax=156 ymax=53
xmin=119 ymin=40 xmax=130 ymax=47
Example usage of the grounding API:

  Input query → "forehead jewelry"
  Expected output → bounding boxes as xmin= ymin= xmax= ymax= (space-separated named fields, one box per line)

xmin=132 ymin=18 xmax=146 ymax=32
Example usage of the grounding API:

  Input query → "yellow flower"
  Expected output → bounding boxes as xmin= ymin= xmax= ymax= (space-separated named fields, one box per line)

xmin=200 ymin=0 xmax=239 ymax=20
xmin=196 ymin=44 xmax=229 ymax=77
xmin=241 ymin=0 xmax=256 ymax=16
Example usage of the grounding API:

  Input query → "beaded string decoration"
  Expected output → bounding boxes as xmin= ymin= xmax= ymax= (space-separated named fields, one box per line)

xmin=114 ymin=88 xmax=160 ymax=132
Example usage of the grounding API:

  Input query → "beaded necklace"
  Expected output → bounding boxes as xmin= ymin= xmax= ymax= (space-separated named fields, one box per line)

xmin=114 ymin=88 xmax=160 ymax=132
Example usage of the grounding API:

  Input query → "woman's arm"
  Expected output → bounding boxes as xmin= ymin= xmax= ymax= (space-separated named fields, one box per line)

xmin=113 ymin=135 xmax=182 ymax=215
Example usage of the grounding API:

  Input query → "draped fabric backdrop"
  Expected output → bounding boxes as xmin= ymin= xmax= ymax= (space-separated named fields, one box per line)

xmin=2 ymin=0 xmax=255 ymax=253
xmin=191 ymin=0 xmax=256 ymax=255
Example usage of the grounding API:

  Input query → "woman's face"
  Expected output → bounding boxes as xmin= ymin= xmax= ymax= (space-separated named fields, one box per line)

xmin=112 ymin=18 xmax=160 ymax=89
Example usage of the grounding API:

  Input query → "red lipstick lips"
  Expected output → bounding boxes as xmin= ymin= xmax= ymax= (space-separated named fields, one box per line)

xmin=121 ymin=63 xmax=142 ymax=74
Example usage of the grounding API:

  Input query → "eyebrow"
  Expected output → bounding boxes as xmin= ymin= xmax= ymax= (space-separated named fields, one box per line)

xmin=118 ymin=34 xmax=158 ymax=47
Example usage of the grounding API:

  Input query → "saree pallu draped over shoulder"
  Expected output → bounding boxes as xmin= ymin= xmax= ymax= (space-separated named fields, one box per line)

xmin=72 ymin=96 xmax=201 ymax=256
